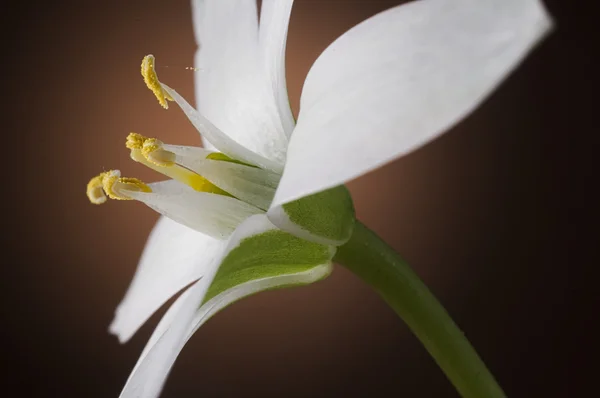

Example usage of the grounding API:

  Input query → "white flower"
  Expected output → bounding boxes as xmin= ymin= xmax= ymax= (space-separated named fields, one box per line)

xmin=87 ymin=0 xmax=552 ymax=397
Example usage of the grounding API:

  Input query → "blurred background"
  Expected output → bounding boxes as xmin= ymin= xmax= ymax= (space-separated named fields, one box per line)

xmin=2 ymin=0 xmax=595 ymax=397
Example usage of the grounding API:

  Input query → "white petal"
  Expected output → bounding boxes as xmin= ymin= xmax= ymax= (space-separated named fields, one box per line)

xmin=160 ymin=144 xmax=280 ymax=210
xmin=272 ymin=0 xmax=553 ymax=207
xmin=162 ymin=84 xmax=283 ymax=173
xmin=160 ymin=144 xmax=213 ymax=160
xmin=109 ymin=216 xmax=224 ymax=343
xmin=191 ymin=0 xmax=258 ymax=55
xmin=259 ymin=0 xmax=296 ymax=137
xmin=119 ymin=214 xmax=333 ymax=398
xmin=173 ymin=158 xmax=280 ymax=211
xmin=119 ymin=279 xmax=211 ymax=398
xmin=191 ymin=0 xmax=289 ymax=163
xmin=125 ymin=180 xmax=263 ymax=239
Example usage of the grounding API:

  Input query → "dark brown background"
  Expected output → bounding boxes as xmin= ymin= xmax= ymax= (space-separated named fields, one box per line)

xmin=1 ymin=0 xmax=595 ymax=397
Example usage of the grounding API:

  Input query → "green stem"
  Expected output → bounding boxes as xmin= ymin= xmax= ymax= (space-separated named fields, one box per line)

xmin=333 ymin=221 xmax=505 ymax=398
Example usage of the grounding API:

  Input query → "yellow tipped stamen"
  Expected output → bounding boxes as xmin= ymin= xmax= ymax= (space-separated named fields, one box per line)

xmin=125 ymin=133 xmax=231 ymax=196
xmin=142 ymin=139 xmax=176 ymax=166
xmin=103 ymin=172 xmax=152 ymax=200
xmin=86 ymin=170 xmax=151 ymax=204
xmin=141 ymin=55 xmax=173 ymax=109
xmin=87 ymin=173 xmax=108 ymax=204
xmin=126 ymin=132 xmax=175 ymax=166
xmin=125 ymin=132 xmax=145 ymax=150
xmin=129 ymin=148 xmax=230 ymax=196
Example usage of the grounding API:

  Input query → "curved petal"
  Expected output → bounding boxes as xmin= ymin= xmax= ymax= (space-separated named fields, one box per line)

xmin=119 ymin=214 xmax=334 ymax=398
xmin=191 ymin=0 xmax=288 ymax=163
xmin=259 ymin=0 xmax=296 ymax=137
xmin=119 ymin=279 xmax=210 ymax=398
xmin=272 ymin=0 xmax=553 ymax=207
xmin=109 ymin=216 xmax=224 ymax=343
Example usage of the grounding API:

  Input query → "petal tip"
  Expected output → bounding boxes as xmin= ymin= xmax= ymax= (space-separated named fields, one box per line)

xmin=108 ymin=313 xmax=133 ymax=344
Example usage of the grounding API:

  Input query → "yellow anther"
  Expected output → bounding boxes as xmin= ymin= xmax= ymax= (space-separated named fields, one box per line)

xmin=141 ymin=55 xmax=173 ymax=109
xmin=86 ymin=170 xmax=151 ymax=204
xmin=87 ymin=173 xmax=109 ymax=204
xmin=142 ymin=138 xmax=175 ymax=166
xmin=125 ymin=132 xmax=145 ymax=150
xmin=126 ymin=132 xmax=175 ymax=166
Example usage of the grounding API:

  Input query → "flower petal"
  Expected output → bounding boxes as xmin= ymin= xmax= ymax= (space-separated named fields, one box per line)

xmin=119 ymin=214 xmax=334 ymax=398
xmin=125 ymin=179 xmax=263 ymax=239
xmin=191 ymin=0 xmax=289 ymax=164
xmin=259 ymin=0 xmax=296 ymax=137
xmin=173 ymin=157 xmax=281 ymax=211
xmin=109 ymin=216 xmax=224 ymax=343
xmin=162 ymin=84 xmax=284 ymax=173
xmin=119 ymin=279 xmax=210 ymax=398
xmin=272 ymin=0 xmax=553 ymax=207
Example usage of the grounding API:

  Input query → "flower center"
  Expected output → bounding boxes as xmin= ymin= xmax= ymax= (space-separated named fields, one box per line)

xmin=86 ymin=54 xmax=280 ymax=226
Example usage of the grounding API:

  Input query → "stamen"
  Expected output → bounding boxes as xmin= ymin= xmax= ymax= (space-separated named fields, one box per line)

xmin=126 ymin=133 xmax=230 ymax=196
xmin=141 ymin=55 xmax=173 ymax=109
xmin=142 ymin=139 xmax=175 ymax=166
xmin=87 ymin=173 xmax=108 ymax=204
xmin=86 ymin=170 xmax=151 ymax=204
xmin=126 ymin=132 xmax=175 ymax=167
xmin=166 ymin=146 xmax=281 ymax=210
xmin=125 ymin=132 xmax=145 ymax=149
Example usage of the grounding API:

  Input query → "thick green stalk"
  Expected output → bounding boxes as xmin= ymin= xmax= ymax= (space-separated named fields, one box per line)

xmin=333 ymin=221 xmax=505 ymax=398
